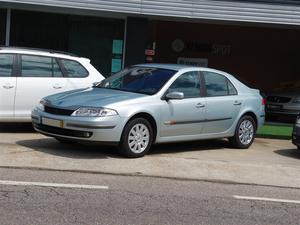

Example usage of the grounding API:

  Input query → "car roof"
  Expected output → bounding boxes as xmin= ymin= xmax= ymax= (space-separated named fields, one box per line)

xmin=134 ymin=63 xmax=230 ymax=75
xmin=0 ymin=46 xmax=86 ymax=60
xmin=135 ymin=63 xmax=199 ymax=71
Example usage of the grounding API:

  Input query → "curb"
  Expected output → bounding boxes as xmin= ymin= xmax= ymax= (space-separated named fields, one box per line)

xmin=1 ymin=165 xmax=300 ymax=190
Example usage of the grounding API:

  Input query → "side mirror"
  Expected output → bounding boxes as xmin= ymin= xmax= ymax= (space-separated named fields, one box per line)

xmin=165 ymin=91 xmax=184 ymax=100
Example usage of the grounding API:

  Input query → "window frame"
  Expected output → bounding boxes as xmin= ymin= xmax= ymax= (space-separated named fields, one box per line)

xmin=18 ymin=54 xmax=65 ymax=78
xmin=58 ymin=58 xmax=89 ymax=78
xmin=201 ymin=71 xmax=238 ymax=97
xmin=164 ymin=70 xmax=204 ymax=99
xmin=0 ymin=53 xmax=18 ymax=77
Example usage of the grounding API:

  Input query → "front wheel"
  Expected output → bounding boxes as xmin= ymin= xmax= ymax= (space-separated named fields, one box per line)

xmin=229 ymin=115 xmax=256 ymax=149
xmin=119 ymin=118 xmax=153 ymax=158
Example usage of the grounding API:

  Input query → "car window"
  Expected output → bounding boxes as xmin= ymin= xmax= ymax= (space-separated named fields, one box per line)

xmin=60 ymin=59 xmax=88 ymax=78
xmin=203 ymin=72 xmax=229 ymax=97
xmin=168 ymin=71 xmax=201 ymax=98
xmin=228 ymin=80 xmax=238 ymax=95
xmin=0 ymin=54 xmax=14 ymax=77
xmin=21 ymin=55 xmax=63 ymax=77
xmin=53 ymin=59 xmax=63 ymax=77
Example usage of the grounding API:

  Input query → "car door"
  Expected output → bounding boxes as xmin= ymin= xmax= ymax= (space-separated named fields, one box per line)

xmin=0 ymin=54 xmax=17 ymax=120
xmin=202 ymin=71 xmax=243 ymax=134
xmin=160 ymin=71 xmax=206 ymax=137
xmin=14 ymin=54 xmax=67 ymax=119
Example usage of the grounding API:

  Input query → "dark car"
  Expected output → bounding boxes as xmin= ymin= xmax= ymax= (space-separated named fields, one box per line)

xmin=266 ymin=88 xmax=300 ymax=122
xmin=292 ymin=115 xmax=300 ymax=149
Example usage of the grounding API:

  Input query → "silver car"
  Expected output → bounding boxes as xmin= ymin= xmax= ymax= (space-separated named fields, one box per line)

xmin=32 ymin=64 xmax=265 ymax=158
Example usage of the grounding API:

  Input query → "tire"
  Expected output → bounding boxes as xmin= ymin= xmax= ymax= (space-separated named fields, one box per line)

xmin=55 ymin=137 xmax=75 ymax=144
xmin=229 ymin=115 xmax=256 ymax=149
xmin=119 ymin=118 xmax=153 ymax=158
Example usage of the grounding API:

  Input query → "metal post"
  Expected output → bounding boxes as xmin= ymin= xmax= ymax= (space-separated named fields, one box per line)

xmin=122 ymin=17 xmax=127 ymax=69
xmin=5 ymin=8 xmax=11 ymax=46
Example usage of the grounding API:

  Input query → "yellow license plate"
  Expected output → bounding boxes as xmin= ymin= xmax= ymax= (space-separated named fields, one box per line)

xmin=41 ymin=117 xmax=64 ymax=128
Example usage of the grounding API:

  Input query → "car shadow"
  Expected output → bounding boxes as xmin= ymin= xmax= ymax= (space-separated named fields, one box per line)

xmin=17 ymin=138 xmax=121 ymax=159
xmin=274 ymin=149 xmax=300 ymax=160
xmin=0 ymin=123 xmax=35 ymax=133
xmin=17 ymin=138 xmax=231 ymax=159
xmin=150 ymin=139 xmax=230 ymax=155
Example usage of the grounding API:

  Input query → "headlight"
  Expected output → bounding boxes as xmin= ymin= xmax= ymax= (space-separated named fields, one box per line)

xmin=71 ymin=107 xmax=118 ymax=117
xmin=293 ymin=98 xmax=300 ymax=104
xmin=38 ymin=99 xmax=46 ymax=111
xmin=296 ymin=115 xmax=300 ymax=124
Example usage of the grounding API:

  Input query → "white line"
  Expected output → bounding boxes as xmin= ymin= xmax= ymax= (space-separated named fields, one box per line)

xmin=0 ymin=180 xmax=109 ymax=190
xmin=233 ymin=195 xmax=300 ymax=204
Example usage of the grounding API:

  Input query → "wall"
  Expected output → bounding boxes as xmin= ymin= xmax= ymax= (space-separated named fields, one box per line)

xmin=153 ymin=21 xmax=300 ymax=92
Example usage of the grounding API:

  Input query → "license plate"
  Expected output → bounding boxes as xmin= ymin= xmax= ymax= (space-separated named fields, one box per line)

xmin=41 ymin=117 xmax=64 ymax=128
xmin=267 ymin=104 xmax=281 ymax=109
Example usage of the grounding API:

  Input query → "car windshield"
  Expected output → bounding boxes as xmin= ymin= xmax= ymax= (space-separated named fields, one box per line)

xmin=95 ymin=67 xmax=176 ymax=95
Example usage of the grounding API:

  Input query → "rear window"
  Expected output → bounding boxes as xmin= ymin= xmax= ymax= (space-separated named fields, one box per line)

xmin=60 ymin=59 xmax=88 ymax=78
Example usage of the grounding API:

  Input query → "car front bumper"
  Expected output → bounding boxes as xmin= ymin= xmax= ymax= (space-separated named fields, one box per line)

xmin=31 ymin=107 xmax=126 ymax=143
xmin=266 ymin=104 xmax=300 ymax=116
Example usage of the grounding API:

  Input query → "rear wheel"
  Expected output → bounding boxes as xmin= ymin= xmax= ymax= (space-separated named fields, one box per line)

xmin=119 ymin=118 xmax=153 ymax=158
xmin=229 ymin=115 xmax=256 ymax=149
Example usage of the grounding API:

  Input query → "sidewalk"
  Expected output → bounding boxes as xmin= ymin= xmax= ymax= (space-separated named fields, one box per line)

xmin=1 ymin=132 xmax=300 ymax=188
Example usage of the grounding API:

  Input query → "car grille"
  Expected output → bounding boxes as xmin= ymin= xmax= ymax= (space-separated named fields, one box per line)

xmin=34 ymin=124 xmax=92 ymax=138
xmin=44 ymin=106 xmax=74 ymax=116
xmin=267 ymin=96 xmax=291 ymax=103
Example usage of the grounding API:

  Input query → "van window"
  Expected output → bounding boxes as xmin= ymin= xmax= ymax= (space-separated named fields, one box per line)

xmin=60 ymin=59 xmax=88 ymax=78
xmin=0 ymin=54 xmax=14 ymax=77
xmin=21 ymin=55 xmax=63 ymax=77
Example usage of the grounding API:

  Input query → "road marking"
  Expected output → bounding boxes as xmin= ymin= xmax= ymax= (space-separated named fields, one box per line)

xmin=0 ymin=180 xmax=109 ymax=190
xmin=233 ymin=195 xmax=300 ymax=204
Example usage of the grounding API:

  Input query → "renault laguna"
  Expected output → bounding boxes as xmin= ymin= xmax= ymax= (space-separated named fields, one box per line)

xmin=32 ymin=64 xmax=265 ymax=158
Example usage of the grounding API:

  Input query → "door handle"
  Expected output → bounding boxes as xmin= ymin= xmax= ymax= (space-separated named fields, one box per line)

xmin=196 ymin=103 xmax=205 ymax=108
xmin=233 ymin=101 xmax=242 ymax=106
xmin=3 ymin=83 xmax=14 ymax=89
xmin=53 ymin=84 xmax=62 ymax=89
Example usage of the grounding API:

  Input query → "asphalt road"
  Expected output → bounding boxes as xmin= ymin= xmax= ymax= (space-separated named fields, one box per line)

xmin=0 ymin=168 xmax=300 ymax=225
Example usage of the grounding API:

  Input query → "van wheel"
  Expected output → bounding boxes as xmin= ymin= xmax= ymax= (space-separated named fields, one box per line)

xmin=229 ymin=115 xmax=256 ymax=149
xmin=119 ymin=118 xmax=153 ymax=158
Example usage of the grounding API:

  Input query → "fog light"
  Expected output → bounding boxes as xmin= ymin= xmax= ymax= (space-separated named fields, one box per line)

xmin=83 ymin=132 xmax=92 ymax=138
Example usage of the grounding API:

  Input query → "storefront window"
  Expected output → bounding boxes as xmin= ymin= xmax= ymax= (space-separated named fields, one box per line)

xmin=10 ymin=10 xmax=125 ymax=77
xmin=0 ymin=9 xmax=6 ymax=45
xmin=68 ymin=16 xmax=124 ymax=77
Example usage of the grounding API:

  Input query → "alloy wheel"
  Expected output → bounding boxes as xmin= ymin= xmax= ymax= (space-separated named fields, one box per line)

xmin=238 ymin=119 xmax=254 ymax=145
xmin=128 ymin=123 xmax=150 ymax=154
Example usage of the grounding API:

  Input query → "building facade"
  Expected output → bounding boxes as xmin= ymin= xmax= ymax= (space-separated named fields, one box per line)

xmin=0 ymin=0 xmax=300 ymax=91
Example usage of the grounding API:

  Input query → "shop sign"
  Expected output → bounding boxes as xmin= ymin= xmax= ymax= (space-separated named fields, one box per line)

xmin=172 ymin=39 xmax=185 ymax=53
xmin=177 ymin=57 xmax=208 ymax=67
xmin=145 ymin=49 xmax=155 ymax=56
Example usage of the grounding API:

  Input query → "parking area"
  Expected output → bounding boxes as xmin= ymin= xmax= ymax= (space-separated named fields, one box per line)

xmin=1 ymin=123 xmax=300 ymax=188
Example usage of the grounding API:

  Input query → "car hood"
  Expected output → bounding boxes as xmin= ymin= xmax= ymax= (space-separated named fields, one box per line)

xmin=45 ymin=88 xmax=146 ymax=109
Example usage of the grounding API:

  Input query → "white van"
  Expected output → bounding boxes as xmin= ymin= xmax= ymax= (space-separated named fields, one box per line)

xmin=0 ymin=47 xmax=105 ymax=122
